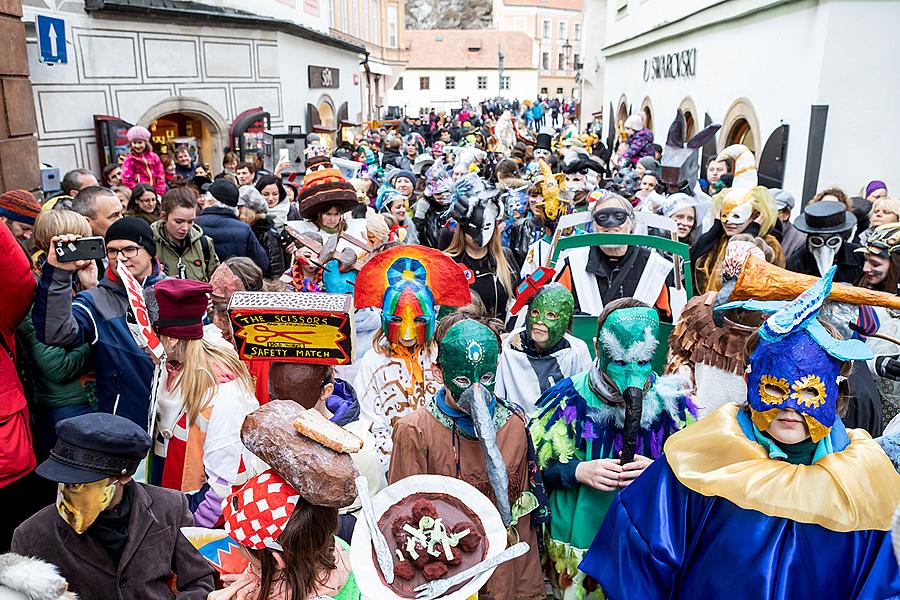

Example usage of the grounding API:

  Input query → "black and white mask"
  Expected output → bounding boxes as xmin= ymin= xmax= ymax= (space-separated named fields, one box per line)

xmin=808 ymin=234 xmax=843 ymax=278
xmin=448 ymin=174 xmax=502 ymax=249
xmin=463 ymin=199 xmax=501 ymax=248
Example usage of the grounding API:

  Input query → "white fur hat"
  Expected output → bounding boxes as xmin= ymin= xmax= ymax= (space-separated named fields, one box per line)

xmin=624 ymin=114 xmax=645 ymax=131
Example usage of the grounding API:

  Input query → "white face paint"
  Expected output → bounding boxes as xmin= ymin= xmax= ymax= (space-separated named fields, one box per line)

xmin=534 ymin=149 xmax=551 ymax=161
xmin=565 ymin=173 xmax=586 ymax=192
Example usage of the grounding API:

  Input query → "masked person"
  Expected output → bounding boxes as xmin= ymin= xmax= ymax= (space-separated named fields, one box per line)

xmin=560 ymin=151 xmax=603 ymax=209
xmin=554 ymin=193 xmax=678 ymax=319
xmin=529 ymin=298 xmax=697 ymax=599
xmin=388 ymin=318 xmax=546 ymax=600
xmin=496 ymin=284 xmax=592 ymax=414
xmin=787 ymin=200 xmax=863 ymax=284
xmin=443 ymin=174 xmax=518 ymax=320
xmin=582 ymin=268 xmax=900 ymax=598
xmin=412 ymin=157 xmax=453 ymax=248
xmin=353 ymin=246 xmax=471 ymax=469
xmin=692 ymin=144 xmax=784 ymax=294
xmin=519 ymin=160 xmax=572 ymax=278
xmin=11 ymin=413 xmax=215 ymax=598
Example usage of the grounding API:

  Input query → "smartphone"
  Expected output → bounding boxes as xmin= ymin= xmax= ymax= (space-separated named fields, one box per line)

xmin=55 ymin=236 xmax=106 ymax=263
xmin=279 ymin=148 xmax=290 ymax=164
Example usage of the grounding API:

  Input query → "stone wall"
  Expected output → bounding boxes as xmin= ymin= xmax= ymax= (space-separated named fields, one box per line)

xmin=0 ymin=0 xmax=38 ymax=192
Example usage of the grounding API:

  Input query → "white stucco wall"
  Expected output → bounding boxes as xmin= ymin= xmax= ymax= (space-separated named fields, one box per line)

xmin=21 ymin=4 xmax=360 ymax=175
xmin=600 ymin=0 xmax=900 ymax=201
xmin=387 ymin=68 xmax=539 ymax=114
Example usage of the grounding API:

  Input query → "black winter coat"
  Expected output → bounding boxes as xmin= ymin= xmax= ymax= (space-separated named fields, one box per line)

xmin=252 ymin=216 xmax=286 ymax=277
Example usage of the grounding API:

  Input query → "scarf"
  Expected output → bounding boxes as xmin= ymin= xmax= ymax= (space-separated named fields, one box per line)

xmin=434 ymin=388 xmax=496 ymax=438
xmin=268 ymin=198 xmax=291 ymax=231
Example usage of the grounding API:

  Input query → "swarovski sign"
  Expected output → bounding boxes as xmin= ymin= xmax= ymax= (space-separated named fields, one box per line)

xmin=643 ymin=48 xmax=697 ymax=81
xmin=309 ymin=65 xmax=339 ymax=89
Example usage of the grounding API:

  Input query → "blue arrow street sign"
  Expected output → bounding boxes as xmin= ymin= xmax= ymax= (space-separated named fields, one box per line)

xmin=37 ymin=15 xmax=67 ymax=64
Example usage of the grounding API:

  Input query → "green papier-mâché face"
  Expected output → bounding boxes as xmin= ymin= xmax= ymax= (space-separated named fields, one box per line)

xmin=597 ymin=307 xmax=659 ymax=393
xmin=440 ymin=319 xmax=500 ymax=400
xmin=526 ymin=283 xmax=575 ymax=348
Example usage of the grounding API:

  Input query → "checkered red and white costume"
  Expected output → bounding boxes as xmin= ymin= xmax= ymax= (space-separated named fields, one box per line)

xmin=224 ymin=470 xmax=301 ymax=551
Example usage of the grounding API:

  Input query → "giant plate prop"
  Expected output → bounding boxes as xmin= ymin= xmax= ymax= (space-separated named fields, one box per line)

xmin=350 ymin=474 xmax=506 ymax=600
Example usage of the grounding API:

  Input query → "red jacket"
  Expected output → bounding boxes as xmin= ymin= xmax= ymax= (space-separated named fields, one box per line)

xmin=0 ymin=225 xmax=37 ymax=487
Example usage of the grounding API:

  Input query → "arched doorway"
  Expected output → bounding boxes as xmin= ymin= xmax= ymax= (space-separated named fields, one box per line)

xmin=640 ymin=96 xmax=654 ymax=132
xmin=615 ymin=95 xmax=628 ymax=145
xmin=727 ymin=119 xmax=755 ymax=152
xmin=138 ymin=98 xmax=228 ymax=175
xmin=678 ymin=96 xmax=699 ymax=139
xmin=718 ymin=97 xmax=760 ymax=154
xmin=315 ymin=95 xmax=337 ymax=149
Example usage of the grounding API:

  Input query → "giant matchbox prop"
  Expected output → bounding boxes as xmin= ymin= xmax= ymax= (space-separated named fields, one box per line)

xmin=228 ymin=291 xmax=354 ymax=364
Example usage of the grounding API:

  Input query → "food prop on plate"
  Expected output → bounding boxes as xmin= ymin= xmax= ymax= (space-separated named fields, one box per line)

xmin=350 ymin=474 xmax=507 ymax=600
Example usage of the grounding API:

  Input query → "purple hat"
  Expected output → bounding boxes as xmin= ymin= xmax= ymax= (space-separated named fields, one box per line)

xmin=866 ymin=180 xmax=887 ymax=198
xmin=127 ymin=125 xmax=151 ymax=142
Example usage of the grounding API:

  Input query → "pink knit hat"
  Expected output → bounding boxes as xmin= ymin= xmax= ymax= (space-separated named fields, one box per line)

xmin=127 ymin=125 xmax=151 ymax=142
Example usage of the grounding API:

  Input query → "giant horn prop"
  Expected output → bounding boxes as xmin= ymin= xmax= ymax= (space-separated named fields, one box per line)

xmin=729 ymin=254 xmax=900 ymax=310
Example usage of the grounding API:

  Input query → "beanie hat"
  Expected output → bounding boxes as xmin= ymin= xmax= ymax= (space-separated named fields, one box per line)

xmin=638 ymin=156 xmax=659 ymax=174
xmin=0 ymin=189 xmax=41 ymax=225
xmin=389 ymin=169 xmax=417 ymax=188
xmin=298 ymin=155 xmax=358 ymax=219
xmin=105 ymin=216 xmax=155 ymax=257
xmin=126 ymin=125 xmax=151 ymax=142
xmin=209 ymin=179 xmax=239 ymax=207
xmin=624 ymin=114 xmax=644 ymax=131
xmin=153 ymin=278 xmax=211 ymax=340
xmin=238 ymin=185 xmax=268 ymax=214
xmin=866 ymin=180 xmax=888 ymax=198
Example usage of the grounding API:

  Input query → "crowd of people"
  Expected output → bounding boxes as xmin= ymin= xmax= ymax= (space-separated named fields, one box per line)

xmin=0 ymin=98 xmax=899 ymax=600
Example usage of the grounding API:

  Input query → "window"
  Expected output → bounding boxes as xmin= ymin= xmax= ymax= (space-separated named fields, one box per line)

xmin=341 ymin=0 xmax=348 ymax=30
xmin=556 ymin=87 xmax=564 ymax=95
xmin=558 ymin=21 xmax=567 ymax=40
xmin=372 ymin=0 xmax=380 ymax=44
xmin=419 ymin=76 xmax=430 ymax=90
xmin=500 ymin=75 xmax=510 ymax=90
xmin=477 ymin=76 xmax=487 ymax=90
xmin=542 ymin=19 xmax=550 ymax=38
xmin=573 ymin=53 xmax=581 ymax=68
xmin=362 ymin=0 xmax=369 ymax=40
xmin=445 ymin=76 xmax=455 ymax=90
xmin=558 ymin=52 xmax=565 ymax=70
xmin=541 ymin=51 xmax=550 ymax=70
xmin=351 ymin=0 xmax=358 ymax=34
xmin=394 ymin=77 xmax=403 ymax=90
xmin=540 ymin=87 xmax=548 ymax=95
xmin=387 ymin=5 xmax=398 ymax=48
xmin=616 ymin=0 xmax=628 ymax=16
xmin=574 ymin=23 xmax=581 ymax=41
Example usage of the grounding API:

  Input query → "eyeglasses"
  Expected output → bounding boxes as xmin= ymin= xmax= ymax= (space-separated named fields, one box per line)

xmin=107 ymin=246 xmax=141 ymax=259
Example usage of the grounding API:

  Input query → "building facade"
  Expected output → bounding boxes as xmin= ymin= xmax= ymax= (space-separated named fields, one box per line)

xmin=492 ymin=0 xmax=583 ymax=99
xmin=330 ymin=0 xmax=408 ymax=121
xmin=21 ymin=0 xmax=365 ymax=177
xmin=599 ymin=0 xmax=900 ymax=202
xmin=387 ymin=30 xmax=538 ymax=115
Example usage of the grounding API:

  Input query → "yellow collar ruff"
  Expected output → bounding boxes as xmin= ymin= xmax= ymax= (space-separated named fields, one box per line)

xmin=664 ymin=403 xmax=900 ymax=532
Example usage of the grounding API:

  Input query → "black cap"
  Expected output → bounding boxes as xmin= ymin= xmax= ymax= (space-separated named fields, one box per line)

xmin=209 ymin=179 xmax=239 ymax=207
xmin=794 ymin=200 xmax=857 ymax=235
xmin=36 ymin=413 xmax=152 ymax=484
xmin=106 ymin=216 xmax=156 ymax=257
xmin=192 ymin=175 xmax=212 ymax=192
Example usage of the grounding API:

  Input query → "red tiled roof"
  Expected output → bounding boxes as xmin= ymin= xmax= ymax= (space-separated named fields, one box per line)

xmin=404 ymin=29 xmax=535 ymax=69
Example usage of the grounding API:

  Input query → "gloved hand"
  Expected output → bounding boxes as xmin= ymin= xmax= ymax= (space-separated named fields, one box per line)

xmin=875 ymin=355 xmax=900 ymax=380
xmin=413 ymin=198 xmax=430 ymax=220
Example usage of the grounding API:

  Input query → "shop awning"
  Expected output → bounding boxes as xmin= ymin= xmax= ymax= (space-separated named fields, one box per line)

xmin=363 ymin=61 xmax=393 ymax=77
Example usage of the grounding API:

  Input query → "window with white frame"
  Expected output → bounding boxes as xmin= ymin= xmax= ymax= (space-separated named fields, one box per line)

xmin=541 ymin=51 xmax=550 ymax=70
xmin=420 ymin=76 xmax=430 ymax=90
xmin=574 ymin=53 xmax=581 ymax=68
xmin=558 ymin=52 xmax=565 ymax=70
xmin=542 ymin=20 xmax=551 ymax=38
xmin=500 ymin=75 xmax=510 ymax=90
xmin=477 ymin=76 xmax=487 ymax=89
xmin=574 ymin=23 xmax=581 ymax=41
xmin=387 ymin=5 xmax=398 ymax=48
xmin=558 ymin=21 xmax=567 ymax=40
xmin=556 ymin=87 xmax=563 ymax=95
xmin=445 ymin=76 xmax=455 ymax=90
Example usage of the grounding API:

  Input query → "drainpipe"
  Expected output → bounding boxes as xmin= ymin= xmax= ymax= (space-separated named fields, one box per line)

xmin=361 ymin=51 xmax=373 ymax=122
